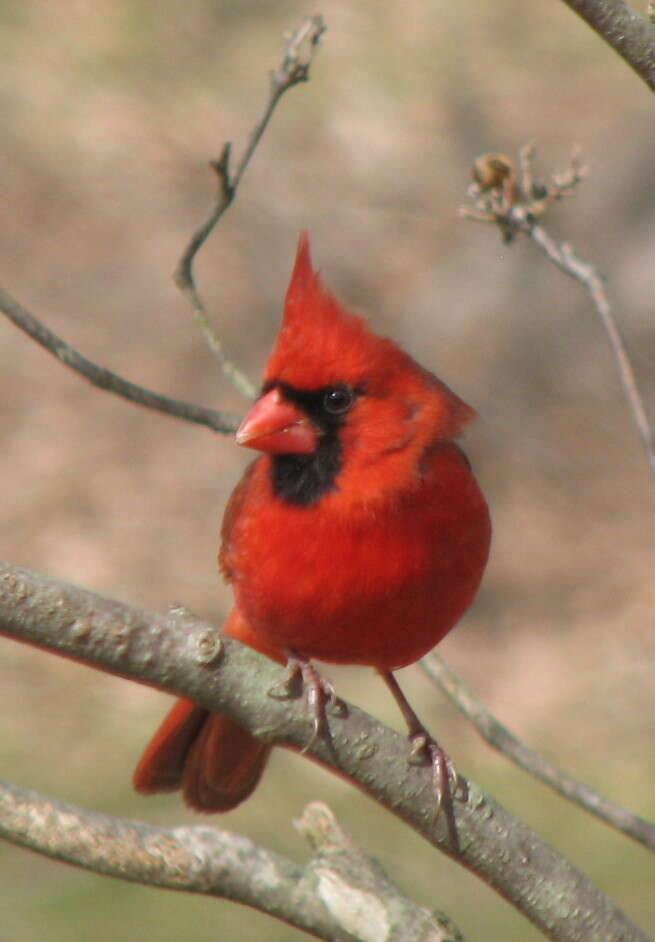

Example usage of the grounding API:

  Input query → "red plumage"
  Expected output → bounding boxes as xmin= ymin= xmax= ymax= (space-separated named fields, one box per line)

xmin=134 ymin=234 xmax=491 ymax=812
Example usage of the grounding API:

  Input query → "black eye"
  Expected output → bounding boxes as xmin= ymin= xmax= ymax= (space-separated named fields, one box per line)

xmin=322 ymin=385 xmax=354 ymax=415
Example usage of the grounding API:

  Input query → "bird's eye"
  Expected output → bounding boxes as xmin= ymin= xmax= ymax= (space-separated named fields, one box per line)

xmin=322 ymin=385 xmax=354 ymax=415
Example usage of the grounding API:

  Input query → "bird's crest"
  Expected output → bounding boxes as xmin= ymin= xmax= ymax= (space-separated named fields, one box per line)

xmin=264 ymin=233 xmax=474 ymax=439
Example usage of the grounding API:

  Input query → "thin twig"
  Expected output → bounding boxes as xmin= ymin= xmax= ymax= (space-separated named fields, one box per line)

xmin=0 ymin=286 xmax=239 ymax=435
xmin=0 ymin=561 xmax=649 ymax=942
xmin=558 ymin=0 xmax=655 ymax=92
xmin=173 ymin=14 xmax=326 ymax=399
xmin=461 ymin=145 xmax=655 ymax=481
xmin=420 ymin=654 xmax=655 ymax=853
xmin=2 ymin=19 xmax=326 ymax=430
xmin=528 ymin=227 xmax=655 ymax=478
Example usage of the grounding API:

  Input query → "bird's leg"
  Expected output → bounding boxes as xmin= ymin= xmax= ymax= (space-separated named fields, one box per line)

xmin=268 ymin=651 xmax=347 ymax=754
xmin=379 ymin=670 xmax=467 ymax=812
xmin=267 ymin=656 xmax=305 ymax=701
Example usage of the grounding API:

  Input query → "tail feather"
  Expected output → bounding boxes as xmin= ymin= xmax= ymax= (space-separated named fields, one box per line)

xmin=133 ymin=698 xmax=207 ymax=794
xmin=133 ymin=697 xmax=271 ymax=812
xmin=183 ymin=713 xmax=272 ymax=812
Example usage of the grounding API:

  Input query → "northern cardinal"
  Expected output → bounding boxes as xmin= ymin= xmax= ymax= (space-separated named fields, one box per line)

xmin=134 ymin=235 xmax=491 ymax=812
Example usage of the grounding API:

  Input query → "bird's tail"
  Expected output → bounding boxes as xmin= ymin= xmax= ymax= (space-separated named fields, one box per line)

xmin=133 ymin=697 xmax=271 ymax=812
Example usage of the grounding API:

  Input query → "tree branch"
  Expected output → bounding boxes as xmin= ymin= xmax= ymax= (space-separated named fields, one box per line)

xmin=173 ymin=14 xmax=326 ymax=399
xmin=0 ymin=285 xmax=240 ymax=435
xmin=0 ymin=562 xmax=649 ymax=942
xmin=0 ymin=783 xmax=460 ymax=942
xmin=420 ymin=654 xmax=655 ymax=852
xmin=295 ymin=802 xmax=465 ymax=941
xmin=559 ymin=0 xmax=655 ymax=91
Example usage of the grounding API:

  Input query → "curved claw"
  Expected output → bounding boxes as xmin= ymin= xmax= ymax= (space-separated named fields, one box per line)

xmin=409 ymin=733 xmax=468 ymax=810
xmin=267 ymin=651 xmax=348 ymax=759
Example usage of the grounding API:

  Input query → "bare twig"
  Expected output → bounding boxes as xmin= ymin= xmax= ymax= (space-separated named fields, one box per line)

xmin=527 ymin=229 xmax=655 ymax=479
xmin=461 ymin=145 xmax=655 ymax=480
xmin=558 ymin=0 xmax=655 ymax=92
xmin=173 ymin=15 xmax=326 ymax=399
xmin=0 ymin=285 xmax=240 ymax=435
xmin=1 ymin=19 xmax=325 ymax=421
xmin=0 ymin=784 xmax=460 ymax=942
xmin=420 ymin=654 xmax=655 ymax=853
xmin=0 ymin=562 xmax=649 ymax=942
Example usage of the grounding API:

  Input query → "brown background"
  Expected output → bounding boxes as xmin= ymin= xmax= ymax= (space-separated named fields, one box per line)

xmin=1 ymin=2 xmax=653 ymax=939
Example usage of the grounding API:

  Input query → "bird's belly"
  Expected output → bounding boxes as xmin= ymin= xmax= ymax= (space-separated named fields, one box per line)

xmin=230 ymin=502 xmax=489 ymax=670
xmin=239 ymin=586 xmax=467 ymax=669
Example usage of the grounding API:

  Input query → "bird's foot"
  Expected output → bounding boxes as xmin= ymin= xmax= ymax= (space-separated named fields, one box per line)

xmin=268 ymin=652 xmax=347 ymax=755
xmin=408 ymin=729 xmax=468 ymax=811
xmin=379 ymin=668 xmax=467 ymax=827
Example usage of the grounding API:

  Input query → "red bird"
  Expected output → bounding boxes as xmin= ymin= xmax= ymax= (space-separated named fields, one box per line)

xmin=134 ymin=235 xmax=491 ymax=812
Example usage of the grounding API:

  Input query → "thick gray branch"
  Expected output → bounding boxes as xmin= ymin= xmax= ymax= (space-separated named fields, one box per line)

xmin=0 ymin=779 xmax=307 ymax=928
xmin=0 ymin=784 xmax=457 ymax=942
xmin=294 ymin=803 xmax=464 ymax=942
xmin=559 ymin=0 xmax=655 ymax=90
xmin=0 ymin=562 xmax=649 ymax=942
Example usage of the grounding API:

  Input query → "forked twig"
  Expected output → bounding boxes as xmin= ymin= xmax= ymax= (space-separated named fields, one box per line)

xmin=461 ymin=144 xmax=655 ymax=480
xmin=2 ymin=18 xmax=325 ymax=433
xmin=0 ymin=780 xmax=461 ymax=942
xmin=457 ymin=144 xmax=655 ymax=850
xmin=173 ymin=15 xmax=326 ymax=399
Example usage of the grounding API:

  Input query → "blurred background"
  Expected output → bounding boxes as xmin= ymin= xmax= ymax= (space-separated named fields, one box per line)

xmin=1 ymin=1 xmax=654 ymax=939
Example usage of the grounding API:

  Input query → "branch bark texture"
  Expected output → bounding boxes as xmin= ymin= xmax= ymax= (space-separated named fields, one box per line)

xmin=0 ymin=562 xmax=649 ymax=942
xmin=0 ymin=781 xmax=458 ymax=942
xmin=559 ymin=0 xmax=655 ymax=91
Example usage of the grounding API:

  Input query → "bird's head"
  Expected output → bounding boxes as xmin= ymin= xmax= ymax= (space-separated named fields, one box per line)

xmin=236 ymin=234 xmax=474 ymax=507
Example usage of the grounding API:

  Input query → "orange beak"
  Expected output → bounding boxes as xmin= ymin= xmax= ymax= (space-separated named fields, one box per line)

xmin=236 ymin=388 xmax=319 ymax=455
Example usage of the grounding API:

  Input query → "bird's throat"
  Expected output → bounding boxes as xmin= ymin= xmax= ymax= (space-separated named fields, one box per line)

xmin=270 ymin=436 xmax=342 ymax=506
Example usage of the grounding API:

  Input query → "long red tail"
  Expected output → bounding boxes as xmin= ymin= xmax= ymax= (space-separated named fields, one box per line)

xmin=133 ymin=697 xmax=271 ymax=812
